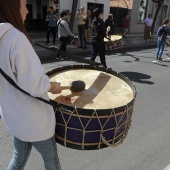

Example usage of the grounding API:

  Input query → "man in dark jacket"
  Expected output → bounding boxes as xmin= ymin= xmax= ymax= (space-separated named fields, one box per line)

xmin=91 ymin=8 xmax=107 ymax=68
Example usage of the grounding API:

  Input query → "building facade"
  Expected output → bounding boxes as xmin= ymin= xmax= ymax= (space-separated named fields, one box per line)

xmin=130 ymin=0 xmax=170 ymax=33
xmin=26 ymin=0 xmax=110 ymax=32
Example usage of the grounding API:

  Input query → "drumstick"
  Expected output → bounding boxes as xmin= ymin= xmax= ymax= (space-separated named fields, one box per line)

xmin=61 ymin=80 xmax=86 ymax=92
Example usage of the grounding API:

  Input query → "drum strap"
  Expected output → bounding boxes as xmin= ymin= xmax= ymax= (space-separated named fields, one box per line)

xmin=0 ymin=68 xmax=59 ymax=107
xmin=34 ymin=42 xmax=101 ymax=66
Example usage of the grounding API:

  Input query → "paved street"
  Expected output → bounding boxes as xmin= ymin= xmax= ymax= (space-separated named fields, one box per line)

xmin=1 ymin=37 xmax=170 ymax=170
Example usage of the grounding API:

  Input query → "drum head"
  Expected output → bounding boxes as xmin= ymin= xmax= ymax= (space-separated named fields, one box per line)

xmin=48 ymin=68 xmax=134 ymax=109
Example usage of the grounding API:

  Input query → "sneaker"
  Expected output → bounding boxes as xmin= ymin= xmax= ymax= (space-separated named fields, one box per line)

xmin=46 ymin=41 xmax=49 ymax=44
xmin=83 ymin=46 xmax=87 ymax=49
xmin=87 ymin=42 xmax=91 ymax=45
xmin=158 ymin=58 xmax=162 ymax=61
xmin=155 ymin=58 xmax=158 ymax=60
xmin=56 ymin=56 xmax=64 ymax=60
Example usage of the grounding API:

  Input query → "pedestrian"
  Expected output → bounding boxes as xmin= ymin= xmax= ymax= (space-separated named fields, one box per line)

xmin=122 ymin=15 xmax=130 ymax=38
xmin=0 ymin=0 xmax=62 ymax=169
xmin=144 ymin=14 xmax=153 ymax=41
xmin=56 ymin=10 xmax=77 ymax=60
xmin=155 ymin=19 xmax=170 ymax=61
xmin=46 ymin=6 xmax=58 ymax=45
xmin=105 ymin=14 xmax=115 ymax=36
xmin=76 ymin=6 xmax=87 ymax=49
xmin=91 ymin=8 xmax=107 ymax=68
xmin=85 ymin=10 xmax=92 ymax=45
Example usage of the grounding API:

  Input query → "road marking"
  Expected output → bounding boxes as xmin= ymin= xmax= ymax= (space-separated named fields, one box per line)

xmin=163 ymin=164 xmax=170 ymax=170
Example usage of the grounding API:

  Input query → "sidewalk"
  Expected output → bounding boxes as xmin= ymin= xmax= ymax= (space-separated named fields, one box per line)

xmin=29 ymin=31 xmax=157 ymax=57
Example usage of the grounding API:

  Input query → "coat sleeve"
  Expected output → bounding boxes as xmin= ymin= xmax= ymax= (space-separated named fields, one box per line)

xmin=10 ymin=32 xmax=51 ymax=97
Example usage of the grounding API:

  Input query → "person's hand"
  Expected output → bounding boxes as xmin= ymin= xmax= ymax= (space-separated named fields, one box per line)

xmin=73 ymin=35 xmax=79 ymax=39
xmin=50 ymin=82 xmax=62 ymax=94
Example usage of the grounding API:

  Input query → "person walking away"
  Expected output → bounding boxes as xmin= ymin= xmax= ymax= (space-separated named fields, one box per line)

xmin=76 ymin=6 xmax=87 ymax=49
xmin=155 ymin=19 xmax=170 ymax=61
xmin=85 ymin=10 xmax=92 ymax=45
xmin=0 ymin=0 xmax=62 ymax=169
xmin=122 ymin=15 xmax=130 ymax=38
xmin=105 ymin=14 xmax=115 ymax=36
xmin=46 ymin=6 xmax=58 ymax=45
xmin=56 ymin=10 xmax=77 ymax=60
xmin=144 ymin=14 xmax=153 ymax=41
xmin=91 ymin=8 xmax=107 ymax=68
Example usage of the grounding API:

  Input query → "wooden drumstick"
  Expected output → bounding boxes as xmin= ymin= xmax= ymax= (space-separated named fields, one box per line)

xmin=61 ymin=80 xmax=86 ymax=92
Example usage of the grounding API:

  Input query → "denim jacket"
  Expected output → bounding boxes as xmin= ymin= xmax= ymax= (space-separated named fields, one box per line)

xmin=157 ymin=26 xmax=170 ymax=42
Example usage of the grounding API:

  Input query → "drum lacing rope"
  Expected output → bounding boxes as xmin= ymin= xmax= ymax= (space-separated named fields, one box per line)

xmin=100 ymin=105 xmax=132 ymax=148
xmin=55 ymin=106 xmax=75 ymax=147
xmin=75 ymin=108 xmax=97 ymax=150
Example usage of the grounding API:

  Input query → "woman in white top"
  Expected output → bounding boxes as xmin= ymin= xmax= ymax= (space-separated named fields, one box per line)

xmin=0 ymin=0 xmax=62 ymax=169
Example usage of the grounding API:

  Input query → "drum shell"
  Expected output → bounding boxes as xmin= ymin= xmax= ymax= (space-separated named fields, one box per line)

xmin=47 ymin=65 xmax=136 ymax=150
xmin=104 ymin=35 xmax=123 ymax=51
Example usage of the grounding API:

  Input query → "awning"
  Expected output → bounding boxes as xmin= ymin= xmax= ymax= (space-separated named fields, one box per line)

xmin=110 ymin=0 xmax=133 ymax=9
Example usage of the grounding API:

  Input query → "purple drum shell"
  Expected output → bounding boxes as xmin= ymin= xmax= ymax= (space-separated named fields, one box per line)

xmin=47 ymin=65 xmax=136 ymax=150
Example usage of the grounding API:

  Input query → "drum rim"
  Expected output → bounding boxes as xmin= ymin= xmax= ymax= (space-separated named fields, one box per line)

xmin=47 ymin=65 xmax=137 ymax=115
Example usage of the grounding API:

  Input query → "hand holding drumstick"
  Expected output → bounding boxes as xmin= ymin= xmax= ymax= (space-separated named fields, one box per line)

xmin=49 ymin=80 xmax=86 ymax=94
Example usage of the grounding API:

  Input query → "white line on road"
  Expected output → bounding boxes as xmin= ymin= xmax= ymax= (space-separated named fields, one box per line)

xmin=163 ymin=164 xmax=170 ymax=170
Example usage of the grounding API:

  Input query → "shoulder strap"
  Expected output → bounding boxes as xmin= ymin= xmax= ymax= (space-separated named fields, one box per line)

xmin=57 ymin=19 xmax=65 ymax=29
xmin=0 ymin=68 xmax=59 ymax=107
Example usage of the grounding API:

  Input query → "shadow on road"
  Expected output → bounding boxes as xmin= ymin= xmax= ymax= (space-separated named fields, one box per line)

xmin=120 ymin=72 xmax=154 ymax=85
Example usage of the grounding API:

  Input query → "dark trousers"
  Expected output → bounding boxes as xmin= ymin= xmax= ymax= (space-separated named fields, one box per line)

xmin=57 ymin=37 xmax=68 ymax=57
xmin=144 ymin=26 xmax=151 ymax=40
xmin=46 ymin=26 xmax=57 ymax=44
xmin=91 ymin=40 xmax=107 ymax=68
xmin=78 ymin=24 xmax=86 ymax=47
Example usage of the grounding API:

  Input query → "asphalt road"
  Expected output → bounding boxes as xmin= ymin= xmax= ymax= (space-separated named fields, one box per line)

xmin=1 ymin=46 xmax=170 ymax=170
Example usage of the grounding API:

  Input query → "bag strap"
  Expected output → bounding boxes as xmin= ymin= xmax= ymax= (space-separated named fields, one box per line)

xmin=57 ymin=19 xmax=65 ymax=29
xmin=0 ymin=68 xmax=59 ymax=107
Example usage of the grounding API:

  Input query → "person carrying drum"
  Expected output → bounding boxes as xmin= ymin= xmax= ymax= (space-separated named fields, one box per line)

xmin=0 ymin=0 xmax=62 ymax=169
xmin=90 ymin=8 xmax=107 ymax=68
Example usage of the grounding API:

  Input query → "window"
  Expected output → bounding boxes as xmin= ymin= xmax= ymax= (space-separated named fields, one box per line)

xmin=138 ymin=0 xmax=147 ymax=23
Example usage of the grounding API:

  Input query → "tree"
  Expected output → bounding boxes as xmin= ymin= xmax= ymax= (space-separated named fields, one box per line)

xmin=69 ymin=0 xmax=78 ymax=32
xmin=151 ymin=0 xmax=164 ymax=36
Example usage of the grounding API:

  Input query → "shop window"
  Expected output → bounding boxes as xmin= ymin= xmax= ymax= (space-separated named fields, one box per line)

xmin=138 ymin=0 xmax=147 ymax=23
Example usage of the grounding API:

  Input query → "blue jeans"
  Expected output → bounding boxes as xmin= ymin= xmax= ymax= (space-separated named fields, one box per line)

xmin=7 ymin=136 xmax=61 ymax=170
xmin=156 ymin=41 xmax=166 ymax=59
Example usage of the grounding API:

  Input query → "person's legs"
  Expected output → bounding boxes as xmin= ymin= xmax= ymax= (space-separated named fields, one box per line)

xmin=52 ymin=27 xmax=57 ymax=45
xmin=91 ymin=40 xmax=98 ymax=61
xmin=156 ymin=41 xmax=161 ymax=59
xmin=56 ymin=37 xmax=67 ymax=59
xmin=98 ymin=41 xmax=107 ymax=68
xmin=81 ymin=26 xmax=87 ymax=48
xmin=32 ymin=136 xmax=61 ymax=170
xmin=158 ymin=42 xmax=165 ymax=60
xmin=46 ymin=27 xmax=50 ymax=44
xmin=7 ymin=136 xmax=32 ymax=170
xmin=78 ymin=25 xmax=83 ymax=48
xmin=86 ymin=28 xmax=91 ymax=44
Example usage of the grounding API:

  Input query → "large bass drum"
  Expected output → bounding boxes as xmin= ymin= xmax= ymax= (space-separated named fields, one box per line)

xmin=47 ymin=65 xmax=136 ymax=150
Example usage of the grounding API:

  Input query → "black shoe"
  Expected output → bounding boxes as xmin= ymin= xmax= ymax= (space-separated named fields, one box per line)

xmin=78 ymin=46 xmax=83 ymax=48
xmin=158 ymin=58 xmax=162 ymax=61
xmin=87 ymin=42 xmax=91 ymax=45
xmin=46 ymin=41 xmax=49 ymax=44
xmin=83 ymin=46 xmax=87 ymax=49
